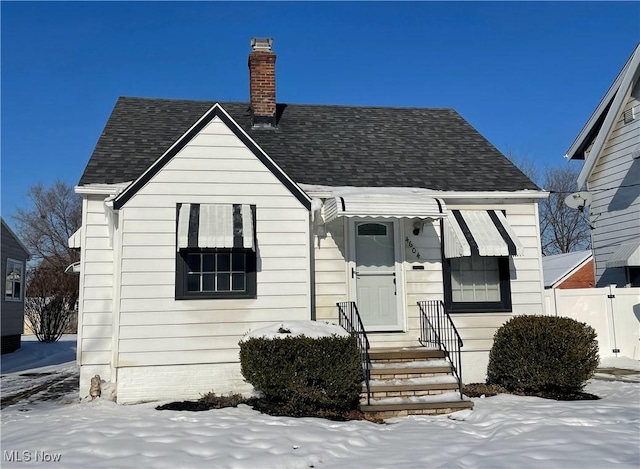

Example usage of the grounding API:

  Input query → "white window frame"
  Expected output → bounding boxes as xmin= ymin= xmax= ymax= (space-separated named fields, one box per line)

xmin=5 ymin=258 xmax=24 ymax=302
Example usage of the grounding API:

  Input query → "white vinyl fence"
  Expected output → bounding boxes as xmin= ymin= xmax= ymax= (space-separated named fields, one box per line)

xmin=544 ymin=286 xmax=640 ymax=360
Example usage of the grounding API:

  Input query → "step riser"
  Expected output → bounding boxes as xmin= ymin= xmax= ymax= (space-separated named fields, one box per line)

xmin=364 ymin=388 xmax=454 ymax=400
xmin=369 ymin=351 xmax=445 ymax=360
xmin=370 ymin=358 xmax=441 ymax=364
xmin=370 ymin=371 xmax=450 ymax=380
xmin=364 ymin=407 xmax=464 ymax=419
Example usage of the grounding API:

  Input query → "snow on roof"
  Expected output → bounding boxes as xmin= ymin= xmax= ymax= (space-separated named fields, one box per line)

xmin=241 ymin=321 xmax=349 ymax=342
xmin=542 ymin=250 xmax=593 ymax=288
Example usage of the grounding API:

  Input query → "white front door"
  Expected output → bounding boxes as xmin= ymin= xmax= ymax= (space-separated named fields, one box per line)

xmin=352 ymin=220 xmax=403 ymax=331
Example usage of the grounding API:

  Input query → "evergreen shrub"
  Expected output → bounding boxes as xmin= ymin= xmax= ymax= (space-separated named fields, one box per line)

xmin=487 ymin=315 xmax=599 ymax=393
xmin=239 ymin=334 xmax=363 ymax=415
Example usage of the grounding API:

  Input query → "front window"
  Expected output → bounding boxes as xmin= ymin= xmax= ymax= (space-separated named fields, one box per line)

xmin=176 ymin=249 xmax=256 ymax=299
xmin=5 ymin=259 xmax=24 ymax=302
xmin=446 ymin=255 xmax=511 ymax=312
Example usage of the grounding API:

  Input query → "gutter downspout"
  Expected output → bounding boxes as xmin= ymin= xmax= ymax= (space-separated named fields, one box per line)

xmin=104 ymin=195 xmax=122 ymax=394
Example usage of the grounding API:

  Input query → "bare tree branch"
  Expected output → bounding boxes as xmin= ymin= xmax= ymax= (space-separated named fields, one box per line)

xmin=13 ymin=180 xmax=81 ymax=268
xmin=539 ymin=166 xmax=591 ymax=255
xmin=13 ymin=180 xmax=81 ymax=342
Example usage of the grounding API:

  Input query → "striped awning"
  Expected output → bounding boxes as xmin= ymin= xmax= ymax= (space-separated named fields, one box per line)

xmin=177 ymin=203 xmax=254 ymax=251
xmin=606 ymin=241 xmax=640 ymax=268
xmin=322 ymin=194 xmax=446 ymax=224
xmin=444 ymin=210 xmax=523 ymax=258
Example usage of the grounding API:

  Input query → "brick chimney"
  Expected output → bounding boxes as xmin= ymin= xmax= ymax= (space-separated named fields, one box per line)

xmin=248 ymin=37 xmax=276 ymax=127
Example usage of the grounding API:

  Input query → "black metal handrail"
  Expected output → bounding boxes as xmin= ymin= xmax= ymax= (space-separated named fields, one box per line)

xmin=337 ymin=301 xmax=371 ymax=405
xmin=418 ymin=300 xmax=464 ymax=398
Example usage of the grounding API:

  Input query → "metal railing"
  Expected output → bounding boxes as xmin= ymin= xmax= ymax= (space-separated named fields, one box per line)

xmin=337 ymin=301 xmax=371 ymax=405
xmin=418 ymin=300 xmax=464 ymax=398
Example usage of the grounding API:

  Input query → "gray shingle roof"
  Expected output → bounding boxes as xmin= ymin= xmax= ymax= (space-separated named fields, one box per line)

xmin=79 ymin=97 xmax=539 ymax=192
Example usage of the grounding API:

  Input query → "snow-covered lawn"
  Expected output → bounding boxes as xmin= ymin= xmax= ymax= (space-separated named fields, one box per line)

xmin=2 ymin=337 xmax=639 ymax=468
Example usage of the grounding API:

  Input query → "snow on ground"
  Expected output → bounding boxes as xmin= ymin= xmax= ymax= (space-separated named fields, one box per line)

xmin=1 ymin=339 xmax=639 ymax=469
xmin=1 ymin=335 xmax=77 ymax=374
xmin=2 ymin=380 xmax=639 ymax=468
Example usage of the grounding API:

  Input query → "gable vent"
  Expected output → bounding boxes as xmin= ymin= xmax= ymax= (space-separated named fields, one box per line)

xmin=623 ymin=108 xmax=635 ymax=124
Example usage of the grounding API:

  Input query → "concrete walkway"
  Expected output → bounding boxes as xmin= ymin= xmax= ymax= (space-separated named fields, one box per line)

xmin=593 ymin=367 xmax=640 ymax=383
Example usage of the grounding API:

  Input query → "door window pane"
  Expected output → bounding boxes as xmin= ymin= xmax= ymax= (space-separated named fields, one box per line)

xmin=357 ymin=223 xmax=387 ymax=237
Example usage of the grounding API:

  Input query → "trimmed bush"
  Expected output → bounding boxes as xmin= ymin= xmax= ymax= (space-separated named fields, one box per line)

xmin=239 ymin=334 xmax=363 ymax=415
xmin=487 ymin=315 xmax=599 ymax=393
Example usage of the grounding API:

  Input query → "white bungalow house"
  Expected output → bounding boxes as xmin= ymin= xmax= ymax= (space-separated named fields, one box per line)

xmin=566 ymin=43 xmax=640 ymax=287
xmin=72 ymin=38 xmax=547 ymax=413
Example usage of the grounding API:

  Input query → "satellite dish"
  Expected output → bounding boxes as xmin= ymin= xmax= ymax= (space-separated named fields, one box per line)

xmin=564 ymin=191 xmax=593 ymax=212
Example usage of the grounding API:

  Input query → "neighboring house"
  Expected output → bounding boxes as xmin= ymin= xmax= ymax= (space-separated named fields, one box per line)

xmin=542 ymin=250 xmax=594 ymax=289
xmin=73 ymin=39 xmax=547 ymax=405
xmin=1 ymin=218 xmax=30 ymax=353
xmin=566 ymin=44 xmax=640 ymax=287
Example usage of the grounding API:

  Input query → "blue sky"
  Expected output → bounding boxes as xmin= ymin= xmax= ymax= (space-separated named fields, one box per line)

xmin=2 ymin=2 xmax=639 ymax=228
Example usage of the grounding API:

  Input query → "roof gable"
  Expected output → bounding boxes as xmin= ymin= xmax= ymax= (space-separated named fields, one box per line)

xmin=81 ymin=97 xmax=540 ymax=193
xmin=1 ymin=218 xmax=31 ymax=259
xmin=566 ymin=44 xmax=640 ymax=187
xmin=112 ymin=103 xmax=312 ymax=210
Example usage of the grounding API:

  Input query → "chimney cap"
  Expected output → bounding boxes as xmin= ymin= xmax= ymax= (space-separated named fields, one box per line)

xmin=251 ymin=37 xmax=273 ymax=51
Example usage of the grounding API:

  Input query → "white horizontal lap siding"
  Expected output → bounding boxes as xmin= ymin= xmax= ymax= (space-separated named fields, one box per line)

xmin=398 ymin=218 xmax=443 ymax=348
xmin=117 ymin=116 xmax=310 ymax=367
xmin=79 ymin=195 xmax=114 ymax=367
xmin=588 ymin=92 xmax=640 ymax=286
xmin=314 ymin=219 xmax=348 ymax=322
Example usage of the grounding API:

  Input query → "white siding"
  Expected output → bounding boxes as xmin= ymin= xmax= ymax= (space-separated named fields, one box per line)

xmin=588 ymin=86 xmax=640 ymax=286
xmin=113 ymin=117 xmax=310 ymax=401
xmin=78 ymin=195 xmax=113 ymax=371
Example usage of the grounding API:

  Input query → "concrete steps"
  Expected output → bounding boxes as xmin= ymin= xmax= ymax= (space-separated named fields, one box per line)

xmin=361 ymin=347 xmax=472 ymax=419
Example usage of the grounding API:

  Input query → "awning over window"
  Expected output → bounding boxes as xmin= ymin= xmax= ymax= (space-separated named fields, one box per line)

xmin=444 ymin=210 xmax=524 ymax=258
xmin=68 ymin=227 xmax=82 ymax=249
xmin=606 ymin=241 xmax=640 ymax=268
xmin=321 ymin=194 xmax=446 ymax=224
xmin=177 ymin=203 xmax=254 ymax=251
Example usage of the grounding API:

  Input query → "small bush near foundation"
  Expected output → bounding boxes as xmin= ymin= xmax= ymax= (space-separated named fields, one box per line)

xmin=199 ymin=392 xmax=247 ymax=408
xmin=463 ymin=383 xmax=509 ymax=397
xmin=239 ymin=335 xmax=363 ymax=416
xmin=487 ymin=315 xmax=599 ymax=394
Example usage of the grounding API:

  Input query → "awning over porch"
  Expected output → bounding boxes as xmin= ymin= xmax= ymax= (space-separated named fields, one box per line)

xmin=321 ymin=194 xmax=446 ymax=224
xmin=444 ymin=210 xmax=524 ymax=258
xmin=606 ymin=241 xmax=640 ymax=268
